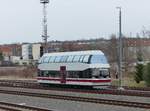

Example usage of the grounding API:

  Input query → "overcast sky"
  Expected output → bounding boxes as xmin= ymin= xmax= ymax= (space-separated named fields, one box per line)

xmin=0 ymin=0 xmax=150 ymax=44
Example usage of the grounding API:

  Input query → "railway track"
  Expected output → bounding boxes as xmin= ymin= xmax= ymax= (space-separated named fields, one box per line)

xmin=0 ymin=101 xmax=52 ymax=111
xmin=0 ymin=89 xmax=149 ymax=109
xmin=110 ymin=85 xmax=150 ymax=91
xmin=0 ymin=80 xmax=149 ymax=97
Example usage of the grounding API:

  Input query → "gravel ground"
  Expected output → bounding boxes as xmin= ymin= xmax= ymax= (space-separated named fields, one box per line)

xmin=0 ymin=86 xmax=149 ymax=104
xmin=0 ymin=93 xmax=149 ymax=111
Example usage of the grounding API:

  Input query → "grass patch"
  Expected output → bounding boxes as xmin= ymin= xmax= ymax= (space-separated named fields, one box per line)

xmin=112 ymin=78 xmax=146 ymax=87
xmin=0 ymin=66 xmax=37 ymax=79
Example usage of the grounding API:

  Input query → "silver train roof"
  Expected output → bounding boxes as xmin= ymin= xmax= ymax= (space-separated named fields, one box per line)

xmin=43 ymin=50 xmax=104 ymax=57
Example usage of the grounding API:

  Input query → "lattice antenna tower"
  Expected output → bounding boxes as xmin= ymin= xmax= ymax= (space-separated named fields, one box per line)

xmin=40 ymin=0 xmax=49 ymax=53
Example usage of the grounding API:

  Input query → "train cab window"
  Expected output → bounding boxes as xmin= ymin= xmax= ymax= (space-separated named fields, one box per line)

xmin=60 ymin=56 xmax=68 ymax=62
xmin=73 ymin=55 xmax=81 ymax=62
xmin=90 ymin=55 xmax=107 ymax=64
xmin=43 ymin=56 xmax=50 ymax=63
xmin=67 ymin=55 xmax=74 ymax=62
xmin=49 ymin=56 xmax=56 ymax=63
xmin=55 ymin=56 xmax=62 ymax=63
xmin=83 ymin=55 xmax=90 ymax=63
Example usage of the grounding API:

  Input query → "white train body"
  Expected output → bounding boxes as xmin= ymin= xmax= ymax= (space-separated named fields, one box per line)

xmin=37 ymin=50 xmax=111 ymax=88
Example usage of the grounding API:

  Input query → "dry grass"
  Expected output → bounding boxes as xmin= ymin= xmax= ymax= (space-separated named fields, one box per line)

xmin=0 ymin=66 xmax=37 ymax=79
xmin=112 ymin=76 xmax=146 ymax=87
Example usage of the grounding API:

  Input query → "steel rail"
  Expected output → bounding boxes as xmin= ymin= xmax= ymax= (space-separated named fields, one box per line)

xmin=0 ymin=102 xmax=52 ymax=111
xmin=0 ymin=80 xmax=150 ymax=97
xmin=0 ymin=101 xmax=53 ymax=111
xmin=0 ymin=89 xmax=149 ymax=109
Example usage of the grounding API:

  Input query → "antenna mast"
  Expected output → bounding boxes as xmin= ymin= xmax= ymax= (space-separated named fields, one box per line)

xmin=40 ymin=0 xmax=49 ymax=53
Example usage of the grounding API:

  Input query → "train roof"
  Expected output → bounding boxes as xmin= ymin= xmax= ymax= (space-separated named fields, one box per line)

xmin=43 ymin=50 xmax=104 ymax=57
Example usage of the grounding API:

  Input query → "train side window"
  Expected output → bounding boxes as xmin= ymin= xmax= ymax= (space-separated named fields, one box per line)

xmin=48 ymin=71 xmax=60 ymax=77
xmin=67 ymin=55 xmax=74 ymax=62
xmin=55 ymin=56 xmax=62 ymax=63
xmin=83 ymin=55 xmax=90 ymax=63
xmin=40 ymin=57 xmax=46 ymax=63
xmin=43 ymin=57 xmax=49 ymax=63
xmin=38 ymin=57 xmax=43 ymax=63
xmin=47 ymin=56 xmax=51 ymax=62
xmin=41 ymin=71 xmax=44 ymax=77
xmin=60 ymin=56 xmax=68 ymax=62
xmin=37 ymin=69 xmax=41 ymax=76
xmin=49 ymin=56 xmax=56 ymax=63
xmin=73 ymin=55 xmax=81 ymax=62
xmin=43 ymin=71 xmax=49 ymax=77
xmin=53 ymin=56 xmax=57 ymax=62
xmin=79 ymin=55 xmax=85 ymax=62
xmin=64 ymin=56 xmax=69 ymax=62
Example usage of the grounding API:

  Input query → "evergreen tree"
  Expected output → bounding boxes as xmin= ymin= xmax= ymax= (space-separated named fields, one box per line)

xmin=144 ymin=63 xmax=150 ymax=86
xmin=134 ymin=53 xmax=144 ymax=83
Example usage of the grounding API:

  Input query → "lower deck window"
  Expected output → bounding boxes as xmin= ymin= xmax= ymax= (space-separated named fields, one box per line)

xmin=38 ymin=69 xmax=92 ymax=78
xmin=67 ymin=69 xmax=92 ymax=78
xmin=38 ymin=71 xmax=60 ymax=77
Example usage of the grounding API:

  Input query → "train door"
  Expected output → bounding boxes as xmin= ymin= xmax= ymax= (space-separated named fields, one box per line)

xmin=60 ymin=66 xmax=66 ymax=84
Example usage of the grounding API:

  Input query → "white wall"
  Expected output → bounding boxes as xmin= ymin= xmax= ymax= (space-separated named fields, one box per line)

xmin=22 ymin=44 xmax=32 ymax=60
xmin=32 ymin=44 xmax=41 ymax=60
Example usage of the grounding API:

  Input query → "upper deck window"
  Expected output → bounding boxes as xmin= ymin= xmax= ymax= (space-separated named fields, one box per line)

xmin=79 ymin=55 xmax=85 ymax=62
xmin=90 ymin=55 xmax=107 ymax=64
xmin=38 ymin=57 xmax=43 ymax=63
xmin=67 ymin=55 xmax=74 ymax=62
xmin=55 ymin=56 xmax=62 ymax=63
xmin=39 ymin=56 xmax=47 ymax=63
xmin=43 ymin=56 xmax=50 ymax=63
xmin=60 ymin=56 xmax=68 ymax=62
xmin=49 ymin=56 xmax=56 ymax=63
xmin=83 ymin=55 xmax=90 ymax=63
xmin=73 ymin=55 xmax=81 ymax=62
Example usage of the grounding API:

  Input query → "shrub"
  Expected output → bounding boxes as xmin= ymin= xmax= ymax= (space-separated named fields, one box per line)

xmin=134 ymin=52 xmax=144 ymax=84
xmin=134 ymin=63 xmax=144 ymax=83
xmin=143 ymin=62 xmax=150 ymax=86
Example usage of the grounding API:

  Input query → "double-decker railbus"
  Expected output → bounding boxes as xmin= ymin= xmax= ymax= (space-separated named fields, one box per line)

xmin=37 ymin=50 xmax=111 ymax=88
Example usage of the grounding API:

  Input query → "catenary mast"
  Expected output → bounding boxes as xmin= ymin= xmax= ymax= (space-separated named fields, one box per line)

xmin=40 ymin=0 xmax=49 ymax=53
xmin=116 ymin=7 xmax=124 ymax=90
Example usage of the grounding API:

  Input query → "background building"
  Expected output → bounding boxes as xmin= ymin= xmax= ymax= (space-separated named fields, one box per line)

xmin=32 ymin=43 xmax=41 ymax=60
xmin=22 ymin=44 xmax=33 ymax=60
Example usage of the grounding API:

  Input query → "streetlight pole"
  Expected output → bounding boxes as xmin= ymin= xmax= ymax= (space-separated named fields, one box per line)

xmin=116 ymin=7 xmax=124 ymax=90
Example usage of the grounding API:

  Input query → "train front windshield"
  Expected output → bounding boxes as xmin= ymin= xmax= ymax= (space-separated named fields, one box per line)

xmin=90 ymin=54 xmax=110 ymax=78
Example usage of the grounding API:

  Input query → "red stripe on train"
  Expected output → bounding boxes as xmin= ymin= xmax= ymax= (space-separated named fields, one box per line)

xmin=37 ymin=77 xmax=111 ymax=83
